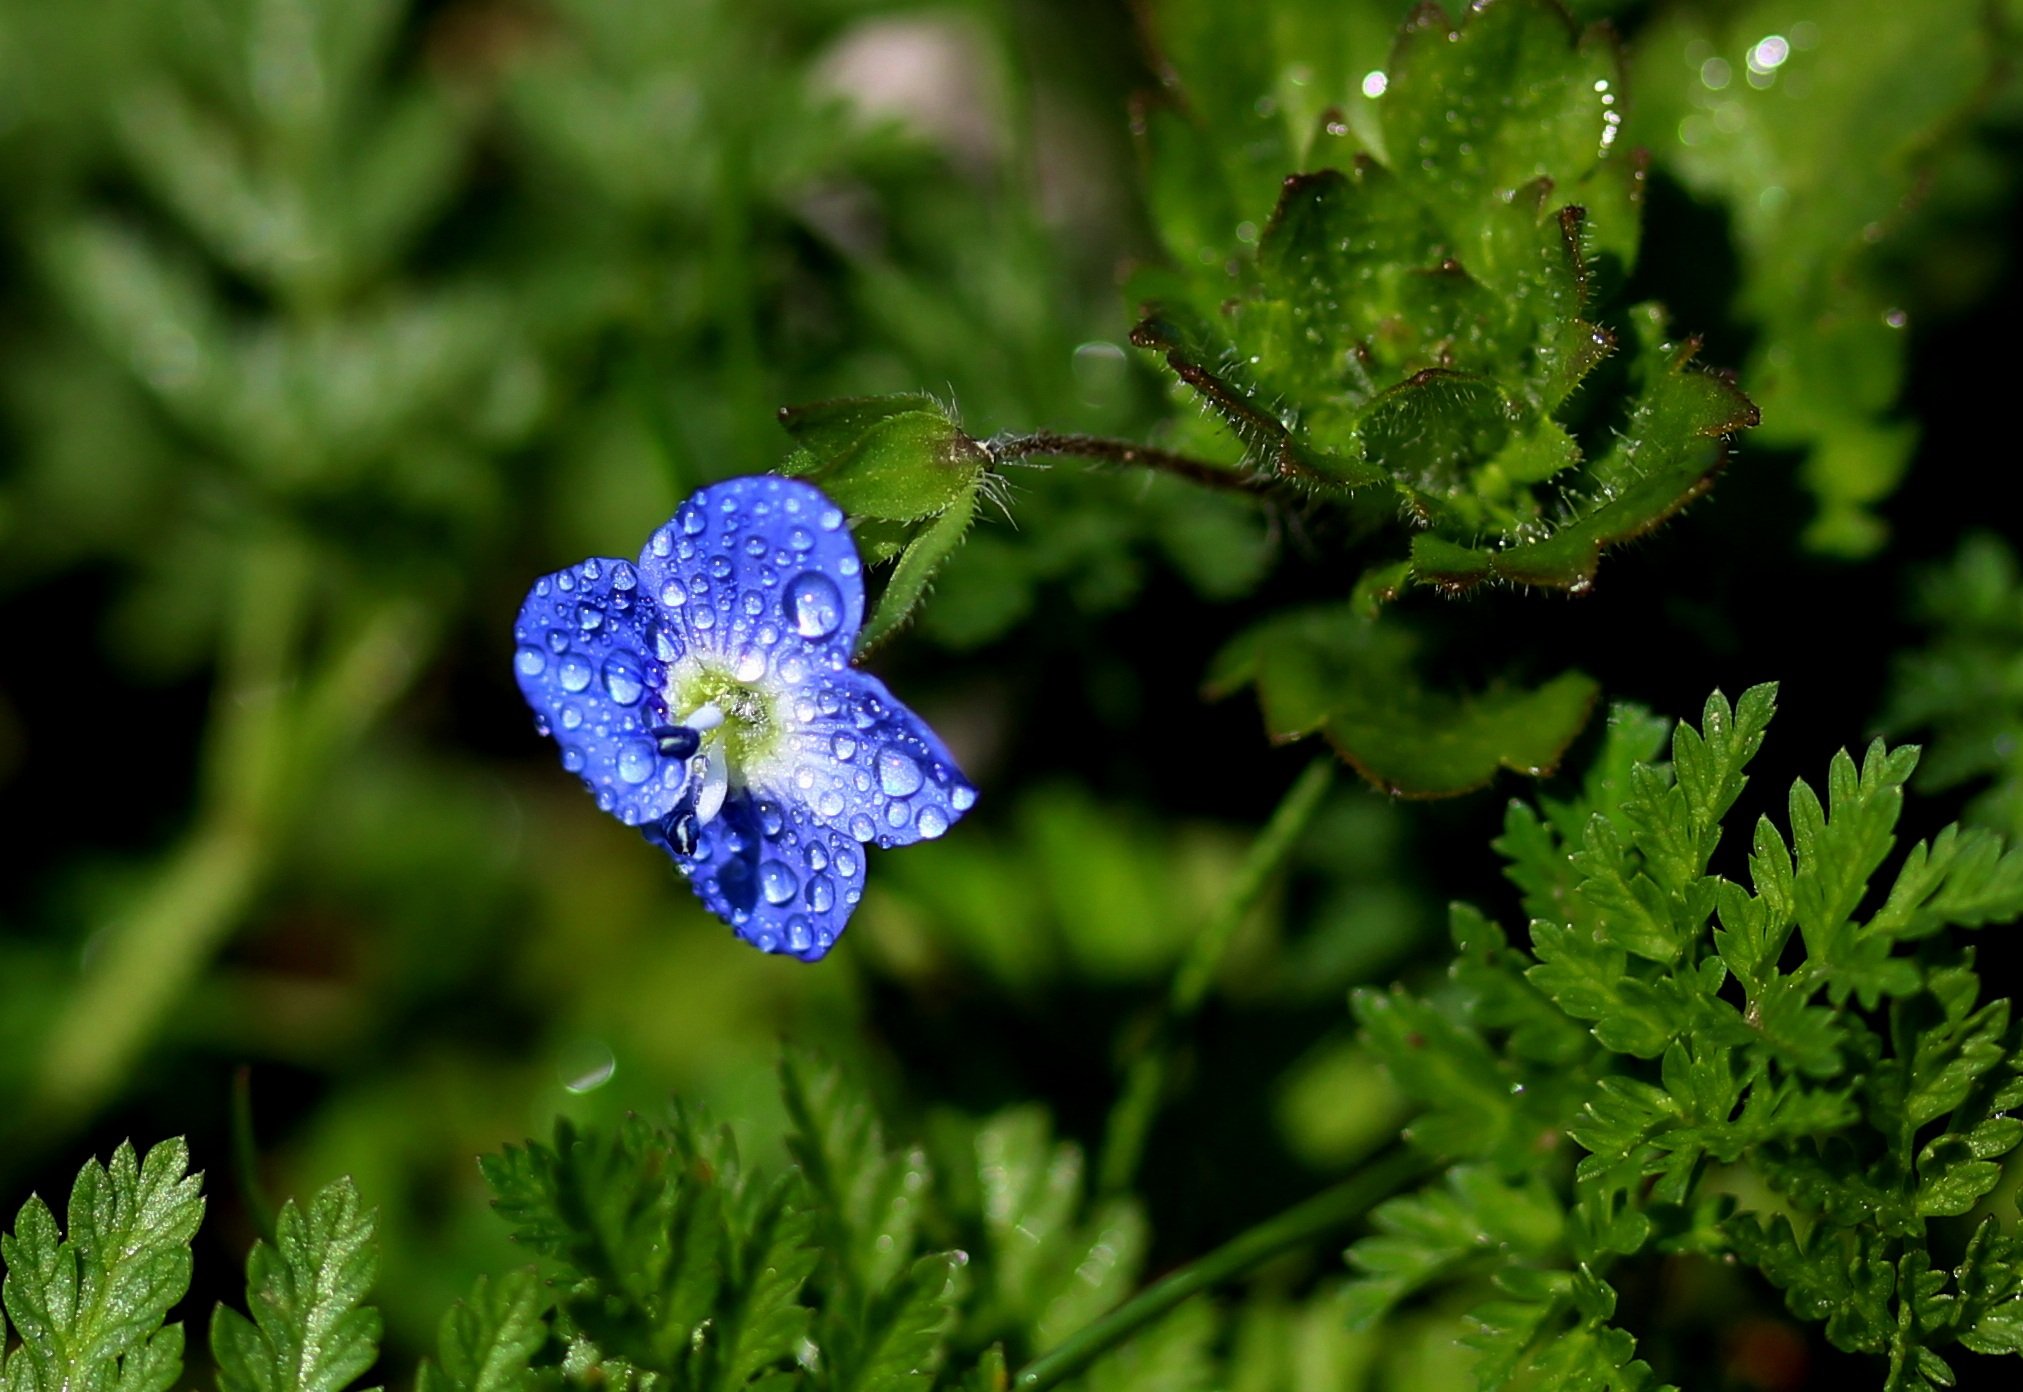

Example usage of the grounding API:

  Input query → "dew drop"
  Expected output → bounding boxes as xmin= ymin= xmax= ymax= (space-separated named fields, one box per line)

xmin=515 ymin=646 xmax=548 ymax=677
xmin=806 ymin=841 xmax=829 ymax=873
xmin=885 ymin=801 xmax=911 ymax=829
xmin=660 ymin=579 xmax=688 ymax=607
xmin=546 ymin=628 xmax=570 ymax=654
xmin=611 ymin=560 xmax=636 ymax=590
xmin=693 ymin=607 xmax=717 ymax=631
xmin=787 ymin=572 xmax=844 ymax=639
xmin=849 ymin=813 xmax=876 ymax=842
xmin=559 ymin=655 xmax=593 ymax=693
xmin=760 ymin=861 xmax=799 ymax=905
xmin=832 ymin=734 xmax=857 ymax=761
xmin=951 ymin=785 xmax=977 ymax=812
xmin=561 ymin=746 xmax=585 ymax=772
xmin=806 ymin=875 xmax=835 ymax=912
xmin=681 ymin=506 xmax=707 ymax=535
xmin=617 ymin=741 xmax=656 ymax=784
xmin=877 ymin=748 xmax=924 ymax=797
xmin=602 ymin=652 xmax=646 ymax=704
xmin=917 ymin=806 xmax=949 ymax=839
xmin=818 ymin=790 xmax=846 ymax=818
xmin=651 ymin=530 xmax=674 ymax=557
xmin=734 ymin=648 xmax=767 ymax=682
xmin=789 ymin=527 xmax=814 ymax=552
xmin=819 ymin=507 xmax=843 ymax=531
xmin=560 ymin=704 xmax=584 ymax=730
xmin=786 ymin=916 xmax=814 ymax=953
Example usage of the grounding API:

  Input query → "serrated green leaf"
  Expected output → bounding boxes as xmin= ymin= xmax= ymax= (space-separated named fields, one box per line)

xmin=830 ymin=1254 xmax=963 ymax=1392
xmin=1 ymin=1141 xmax=204 ymax=1392
xmin=211 ymin=1178 xmax=380 ymax=1392
xmin=781 ymin=1049 xmax=929 ymax=1302
xmin=416 ymin=1271 xmax=552 ymax=1392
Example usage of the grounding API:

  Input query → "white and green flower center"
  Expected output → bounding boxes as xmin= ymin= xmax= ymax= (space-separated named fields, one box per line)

xmin=666 ymin=661 xmax=789 ymax=826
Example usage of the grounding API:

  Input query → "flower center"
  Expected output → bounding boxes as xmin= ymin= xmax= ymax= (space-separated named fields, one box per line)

xmin=669 ymin=662 xmax=783 ymax=776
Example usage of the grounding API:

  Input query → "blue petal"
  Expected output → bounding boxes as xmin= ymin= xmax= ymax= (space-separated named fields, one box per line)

xmin=647 ymin=790 xmax=866 ymax=961
xmin=633 ymin=475 xmax=865 ymax=674
xmin=513 ymin=555 xmax=693 ymax=826
xmin=754 ymin=670 xmax=978 ymax=850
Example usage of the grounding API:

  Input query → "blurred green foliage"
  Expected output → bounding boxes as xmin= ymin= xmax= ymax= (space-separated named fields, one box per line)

xmin=3 ymin=0 xmax=2021 ymax=1387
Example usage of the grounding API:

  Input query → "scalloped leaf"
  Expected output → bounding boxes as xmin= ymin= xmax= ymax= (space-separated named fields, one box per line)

xmin=1135 ymin=0 xmax=1751 ymax=592
xmin=1207 ymin=598 xmax=1598 ymax=796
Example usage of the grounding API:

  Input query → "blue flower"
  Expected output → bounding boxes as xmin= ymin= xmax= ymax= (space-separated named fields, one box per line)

xmin=513 ymin=475 xmax=976 ymax=960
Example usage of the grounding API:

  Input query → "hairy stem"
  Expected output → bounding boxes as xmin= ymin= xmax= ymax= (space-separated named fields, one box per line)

xmin=988 ymin=431 xmax=1275 ymax=496
xmin=1014 ymin=1144 xmax=1426 ymax=1391
xmin=1099 ymin=757 xmax=1336 ymax=1193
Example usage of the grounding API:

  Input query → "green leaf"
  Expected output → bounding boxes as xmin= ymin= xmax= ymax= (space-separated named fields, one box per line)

xmin=211 ymin=1178 xmax=380 ymax=1392
xmin=416 ymin=1272 xmax=553 ymax=1392
xmin=1134 ymin=0 xmax=1753 ymax=588
xmin=1630 ymin=0 xmax=2002 ymax=554
xmin=1343 ymin=1166 xmax=1564 ymax=1329
xmin=780 ymin=1049 xmax=928 ymax=1302
xmin=479 ymin=1109 xmax=812 ymax=1383
xmin=961 ymin=1110 xmax=1145 ymax=1349
xmin=0 ymin=1140 xmax=204 ymax=1392
xmin=1208 ymin=598 xmax=1597 ymax=795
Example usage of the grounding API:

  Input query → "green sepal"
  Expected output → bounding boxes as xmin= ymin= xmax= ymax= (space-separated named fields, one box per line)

xmin=778 ymin=394 xmax=986 ymax=523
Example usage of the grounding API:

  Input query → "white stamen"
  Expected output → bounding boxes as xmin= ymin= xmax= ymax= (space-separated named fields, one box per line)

xmin=685 ymin=702 xmax=726 ymax=732
xmin=692 ymin=742 xmax=729 ymax=825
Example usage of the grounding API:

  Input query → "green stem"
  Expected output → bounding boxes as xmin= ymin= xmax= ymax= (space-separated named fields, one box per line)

xmin=1013 ymin=1144 xmax=1426 ymax=1392
xmin=988 ymin=431 xmax=1275 ymax=496
xmin=1099 ymin=758 xmax=1336 ymax=1193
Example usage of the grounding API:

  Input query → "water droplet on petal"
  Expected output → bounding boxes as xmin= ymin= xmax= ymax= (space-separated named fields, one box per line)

xmin=516 ymin=646 xmax=548 ymax=677
xmin=611 ymin=561 xmax=636 ymax=590
xmin=682 ymin=506 xmax=707 ymax=535
xmin=787 ymin=572 xmax=844 ymax=639
xmin=734 ymin=648 xmax=767 ymax=682
xmin=817 ymin=790 xmax=845 ymax=818
xmin=559 ymin=656 xmax=593 ymax=693
xmin=546 ymin=628 xmax=570 ymax=654
xmin=951 ymin=785 xmax=976 ymax=812
xmin=832 ymin=734 xmax=857 ymax=761
xmin=561 ymin=746 xmax=585 ymax=772
xmin=786 ymin=916 xmax=814 ymax=953
xmin=660 ymin=579 xmax=688 ymax=606
xmin=692 ymin=607 xmax=716 ymax=632
xmin=806 ymin=875 xmax=835 ymax=912
xmin=885 ymin=801 xmax=912 ymax=829
xmin=617 ymin=741 xmax=656 ymax=784
xmin=877 ymin=748 xmax=924 ymax=797
xmin=560 ymin=704 xmax=584 ymax=730
xmin=917 ymin=807 xmax=948 ymax=839
xmin=849 ymin=813 xmax=876 ymax=842
xmin=806 ymin=841 xmax=829 ymax=873
xmin=760 ymin=861 xmax=799 ymax=905
xmin=602 ymin=652 xmax=646 ymax=704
